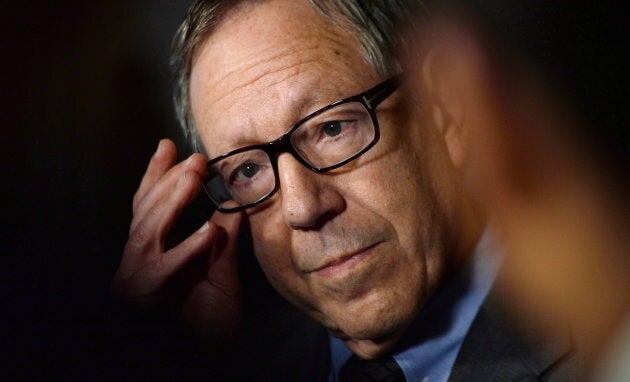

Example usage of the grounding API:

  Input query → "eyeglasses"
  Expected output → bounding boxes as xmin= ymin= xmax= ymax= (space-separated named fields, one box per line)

xmin=202 ymin=75 xmax=401 ymax=213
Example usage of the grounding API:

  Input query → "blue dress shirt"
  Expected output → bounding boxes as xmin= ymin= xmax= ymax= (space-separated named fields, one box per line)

xmin=329 ymin=229 xmax=501 ymax=382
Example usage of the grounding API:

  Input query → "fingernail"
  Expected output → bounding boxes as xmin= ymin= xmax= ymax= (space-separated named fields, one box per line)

xmin=199 ymin=221 xmax=212 ymax=232
xmin=155 ymin=139 xmax=166 ymax=156
xmin=185 ymin=155 xmax=196 ymax=166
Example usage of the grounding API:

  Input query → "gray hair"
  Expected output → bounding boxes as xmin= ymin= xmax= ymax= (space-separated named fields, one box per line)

xmin=170 ymin=0 xmax=424 ymax=152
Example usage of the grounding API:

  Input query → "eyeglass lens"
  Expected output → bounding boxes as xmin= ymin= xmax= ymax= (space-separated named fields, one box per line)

xmin=204 ymin=101 xmax=376 ymax=210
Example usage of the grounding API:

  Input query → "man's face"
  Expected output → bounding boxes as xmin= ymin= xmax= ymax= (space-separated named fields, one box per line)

xmin=190 ymin=0 xmax=455 ymax=356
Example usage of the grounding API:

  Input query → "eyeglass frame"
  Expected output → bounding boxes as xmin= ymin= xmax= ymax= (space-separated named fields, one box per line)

xmin=202 ymin=75 xmax=402 ymax=213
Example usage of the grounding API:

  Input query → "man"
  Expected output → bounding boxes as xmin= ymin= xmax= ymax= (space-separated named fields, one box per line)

xmin=113 ymin=1 xmax=575 ymax=380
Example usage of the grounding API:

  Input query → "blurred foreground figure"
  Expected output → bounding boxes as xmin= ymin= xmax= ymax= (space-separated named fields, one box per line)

xmin=407 ymin=2 xmax=628 ymax=380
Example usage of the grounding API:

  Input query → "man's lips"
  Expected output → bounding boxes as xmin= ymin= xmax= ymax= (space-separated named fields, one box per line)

xmin=308 ymin=242 xmax=381 ymax=277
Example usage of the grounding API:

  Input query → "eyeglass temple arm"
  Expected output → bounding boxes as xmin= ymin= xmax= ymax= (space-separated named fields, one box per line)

xmin=363 ymin=75 xmax=402 ymax=109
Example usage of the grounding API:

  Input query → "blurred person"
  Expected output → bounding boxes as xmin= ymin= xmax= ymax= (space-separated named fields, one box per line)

xmin=112 ymin=0 xmax=581 ymax=380
xmin=406 ymin=1 xmax=628 ymax=380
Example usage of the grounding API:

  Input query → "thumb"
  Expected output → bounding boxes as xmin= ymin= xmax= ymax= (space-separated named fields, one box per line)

xmin=206 ymin=209 xmax=243 ymax=289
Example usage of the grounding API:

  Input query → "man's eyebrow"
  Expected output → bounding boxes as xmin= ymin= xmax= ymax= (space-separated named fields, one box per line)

xmin=296 ymin=88 xmax=343 ymax=118
xmin=210 ymin=85 xmax=345 ymax=158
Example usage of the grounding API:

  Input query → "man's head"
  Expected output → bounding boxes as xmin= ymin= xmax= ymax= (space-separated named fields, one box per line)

xmin=171 ymin=0 xmax=414 ymax=153
xmin=172 ymin=0 xmax=479 ymax=358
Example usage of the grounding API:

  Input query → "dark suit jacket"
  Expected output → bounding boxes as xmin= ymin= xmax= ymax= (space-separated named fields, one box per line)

xmin=233 ymin=289 xmax=578 ymax=381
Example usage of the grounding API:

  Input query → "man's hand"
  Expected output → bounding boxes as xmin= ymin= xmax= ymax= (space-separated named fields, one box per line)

xmin=112 ymin=139 xmax=242 ymax=343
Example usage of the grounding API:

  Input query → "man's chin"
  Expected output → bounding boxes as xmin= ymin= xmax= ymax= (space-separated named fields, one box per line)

xmin=324 ymin=315 xmax=409 ymax=359
xmin=327 ymin=320 xmax=399 ymax=341
xmin=310 ymin=291 xmax=420 ymax=353
xmin=341 ymin=332 xmax=405 ymax=360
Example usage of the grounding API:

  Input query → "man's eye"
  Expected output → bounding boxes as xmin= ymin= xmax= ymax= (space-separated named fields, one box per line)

xmin=321 ymin=121 xmax=344 ymax=137
xmin=234 ymin=162 xmax=260 ymax=180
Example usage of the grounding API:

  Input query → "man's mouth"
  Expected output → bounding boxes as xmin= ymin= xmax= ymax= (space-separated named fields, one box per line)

xmin=309 ymin=242 xmax=382 ymax=277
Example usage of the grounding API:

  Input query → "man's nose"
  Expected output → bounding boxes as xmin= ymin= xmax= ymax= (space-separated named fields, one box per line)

xmin=277 ymin=153 xmax=345 ymax=230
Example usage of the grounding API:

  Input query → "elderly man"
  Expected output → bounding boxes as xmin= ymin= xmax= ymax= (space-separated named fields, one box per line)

xmin=113 ymin=1 xmax=575 ymax=380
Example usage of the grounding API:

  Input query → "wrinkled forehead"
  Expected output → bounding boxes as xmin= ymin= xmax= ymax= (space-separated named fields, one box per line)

xmin=188 ymin=0 xmax=379 ymax=158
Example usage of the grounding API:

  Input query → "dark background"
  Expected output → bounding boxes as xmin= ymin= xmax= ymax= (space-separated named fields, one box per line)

xmin=1 ymin=1 xmax=269 ymax=379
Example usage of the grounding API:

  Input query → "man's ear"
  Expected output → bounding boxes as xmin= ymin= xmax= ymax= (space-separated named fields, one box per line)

xmin=422 ymin=26 xmax=517 ymax=199
xmin=425 ymin=21 xmax=561 ymax=203
xmin=420 ymin=45 xmax=468 ymax=169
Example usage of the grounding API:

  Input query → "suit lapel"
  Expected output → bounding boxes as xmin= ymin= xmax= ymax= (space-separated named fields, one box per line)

xmin=449 ymin=291 xmax=577 ymax=381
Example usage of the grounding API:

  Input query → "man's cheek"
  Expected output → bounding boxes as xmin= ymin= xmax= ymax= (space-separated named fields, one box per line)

xmin=249 ymin=208 xmax=287 ymax=248
xmin=251 ymin=224 xmax=297 ymax=284
xmin=256 ymin=254 xmax=317 ymax=312
xmin=342 ymin=159 xmax=401 ymax=209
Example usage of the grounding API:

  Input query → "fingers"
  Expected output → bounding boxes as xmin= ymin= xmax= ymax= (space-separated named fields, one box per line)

xmin=131 ymin=168 xmax=203 ymax=242
xmin=204 ymin=208 xmax=243 ymax=288
xmin=162 ymin=220 xmax=220 ymax=273
xmin=133 ymin=139 xmax=177 ymax=211
xmin=115 ymin=138 xmax=214 ymax=304
xmin=133 ymin=139 xmax=207 ymax=215
xmin=115 ymin=141 xmax=246 ymax=339
xmin=179 ymin=211 xmax=244 ymax=343
xmin=130 ymin=149 xmax=207 ymax=238
xmin=113 ymin=219 xmax=220 ymax=304
xmin=133 ymin=154 xmax=207 ymax=217
xmin=114 ymin=210 xmax=243 ymax=306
